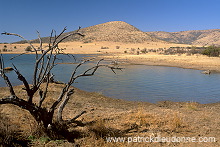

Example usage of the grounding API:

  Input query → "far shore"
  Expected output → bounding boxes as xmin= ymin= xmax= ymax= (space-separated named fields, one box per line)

xmin=98 ymin=53 xmax=220 ymax=73
xmin=1 ymin=42 xmax=220 ymax=73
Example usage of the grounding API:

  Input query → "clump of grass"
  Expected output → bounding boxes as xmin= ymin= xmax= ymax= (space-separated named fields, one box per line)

xmin=79 ymin=135 xmax=124 ymax=147
xmin=0 ymin=112 xmax=28 ymax=146
xmin=94 ymin=91 xmax=103 ymax=96
xmin=185 ymin=102 xmax=199 ymax=111
xmin=28 ymin=136 xmax=51 ymax=146
xmin=77 ymin=119 xmax=125 ymax=147
xmin=88 ymin=119 xmax=122 ymax=138
xmin=120 ymin=108 xmax=186 ymax=134
xmin=165 ymin=112 xmax=183 ymax=131
xmin=132 ymin=107 xmax=153 ymax=127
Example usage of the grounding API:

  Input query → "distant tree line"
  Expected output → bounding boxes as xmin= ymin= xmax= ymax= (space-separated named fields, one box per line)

xmin=201 ymin=46 xmax=220 ymax=57
xmin=123 ymin=45 xmax=220 ymax=57
xmin=164 ymin=46 xmax=220 ymax=57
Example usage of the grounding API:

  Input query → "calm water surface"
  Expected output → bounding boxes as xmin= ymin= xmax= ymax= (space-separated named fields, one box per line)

xmin=1 ymin=54 xmax=220 ymax=104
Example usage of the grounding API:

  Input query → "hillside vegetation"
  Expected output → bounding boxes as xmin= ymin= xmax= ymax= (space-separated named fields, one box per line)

xmin=75 ymin=21 xmax=161 ymax=43
xmin=147 ymin=29 xmax=220 ymax=46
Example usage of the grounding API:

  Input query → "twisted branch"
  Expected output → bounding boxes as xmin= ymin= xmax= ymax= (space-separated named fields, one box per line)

xmin=0 ymin=54 xmax=15 ymax=96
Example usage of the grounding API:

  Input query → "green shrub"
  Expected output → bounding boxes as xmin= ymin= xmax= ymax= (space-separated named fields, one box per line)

xmin=25 ymin=46 xmax=32 ymax=51
xmin=83 ymin=40 xmax=92 ymax=43
xmin=201 ymin=46 xmax=220 ymax=57
xmin=101 ymin=46 xmax=109 ymax=49
xmin=2 ymin=48 xmax=7 ymax=52
xmin=141 ymin=48 xmax=148 ymax=54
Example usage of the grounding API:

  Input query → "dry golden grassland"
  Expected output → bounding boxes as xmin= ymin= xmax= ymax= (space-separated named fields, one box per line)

xmin=0 ymin=41 xmax=188 ymax=54
xmin=1 ymin=21 xmax=220 ymax=146
xmin=0 ymin=84 xmax=219 ymax=146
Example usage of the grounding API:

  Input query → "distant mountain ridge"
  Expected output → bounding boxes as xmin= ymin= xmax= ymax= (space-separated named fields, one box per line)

xmin=16 ymin=21 xmax=162 ymax=44
xmin=14 ymin=21 xmax=220 ymax=46
xmin=147 ymin=29 xmax=220 ymax=46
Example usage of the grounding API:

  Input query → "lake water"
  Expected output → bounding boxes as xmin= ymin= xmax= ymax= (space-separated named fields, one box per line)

xmin=1 ymin=54 xmax=220 ymax=104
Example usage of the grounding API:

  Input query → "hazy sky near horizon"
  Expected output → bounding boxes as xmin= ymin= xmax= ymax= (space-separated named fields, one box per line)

xmin=1 ymin=0 xmax=220 ymax=42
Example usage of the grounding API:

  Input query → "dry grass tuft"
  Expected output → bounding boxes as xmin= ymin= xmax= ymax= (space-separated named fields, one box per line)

xmin=0 ymin=112 xmax=28 ymax=146
xmin=119 ymin=109 xmax=186 ymax=134
xmin=184 ymin=102 xmax=199 ymax=111
xmin=164 ymin=112 xmax=184 ymax=132
xmin=87 ymin=119 xmax=122 ymax=138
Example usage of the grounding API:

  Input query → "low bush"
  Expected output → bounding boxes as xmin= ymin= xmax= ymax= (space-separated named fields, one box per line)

xmin=201 ymin=46 xmax=220 ymax=57
xmin=25 ymin=46 xmax=32 ymax=52
xmin=101 ymin=46 xmax=109 ymax=49
xmin=2 ymin=48 xmax=7 ymax=52
xmin=141 ymin=48 xmax=148 ymax=54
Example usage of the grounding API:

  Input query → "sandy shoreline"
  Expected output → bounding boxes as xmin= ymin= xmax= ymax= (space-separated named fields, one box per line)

xmin=1 ymin=42 xmax=219 ymax=73
xmin=98 ymin=53 xmax=220 ymax=73
xmin=3 ymin=51 xmax=219 ymax=73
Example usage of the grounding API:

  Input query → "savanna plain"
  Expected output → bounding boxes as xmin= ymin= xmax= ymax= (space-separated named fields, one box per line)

xmin=0 ymin=21 xmax=220 ymax=146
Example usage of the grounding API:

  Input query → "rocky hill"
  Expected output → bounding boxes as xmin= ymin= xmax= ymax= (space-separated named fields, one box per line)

xmin=17 ymin=21 xmax=162 ymax=44
xmin=147 ymin=29 xmax=220 ymax=46
xmin=16 ymin=21 xmax=220 ymax=46
xmin=75 ymin=21 xmax=161 ymax=43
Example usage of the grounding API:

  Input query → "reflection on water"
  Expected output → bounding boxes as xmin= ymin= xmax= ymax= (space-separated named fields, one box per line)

xmin=1 ymin=54 xmax=220 ymax=104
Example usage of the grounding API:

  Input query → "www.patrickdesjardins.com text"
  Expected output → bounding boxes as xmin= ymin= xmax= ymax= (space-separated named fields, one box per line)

xmin=106 ymin=136 xmax=216 ymax=143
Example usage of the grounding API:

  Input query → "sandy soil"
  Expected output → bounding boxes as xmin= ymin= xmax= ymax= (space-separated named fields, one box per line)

xmin=0 ymin=84 xmax=219 ymax=146
xmin=0 ymin=41 xmax=189 ymax=54
xmin=99 ymin=53 xmax=220 ymax=73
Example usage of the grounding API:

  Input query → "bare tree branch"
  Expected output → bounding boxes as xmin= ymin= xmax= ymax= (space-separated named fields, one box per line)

xmin=72 ymin=59 xmax=123 ymax=81
xmin=0 ymin=27 xmax=122 ymax=140
xmin=0 ymin=54 xmax=16 ymax=96
xmin=49 ymin=85 xmax=68 ymax=113
xmin=57 ymin=88 xmax=74 ymax=122
xmin=50 ymin=58 xmax=122 ymax=117
xmin=36 ymin=30 xmax=43 ymax=53
xmin=10 ymin=53 xmax=27 ymax=60
xmin=53 ymin=27 xmax=67 ymax=46
xmin=0 ymin=95 xmax=37 ymax=112
xmin=12 ymin=63 xmax=32 ymax=102
xmin=38 ymin=73 xmax=50 ymax=107
xmin=66 ymin=111 xmax=87 ymax=124
xmin=1 ymin=32 xmax=38 ymax=56
xmin=53 ymin=27 xmax=85 ymax=48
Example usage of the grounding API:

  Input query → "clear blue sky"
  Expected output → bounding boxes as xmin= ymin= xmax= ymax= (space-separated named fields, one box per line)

xmin=1 ymin=0 xmax=220 ymax=43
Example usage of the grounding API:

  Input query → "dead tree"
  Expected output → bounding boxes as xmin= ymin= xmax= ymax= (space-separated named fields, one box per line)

xmin=0 ymin=28 xmax=121 ymax=140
